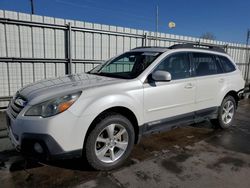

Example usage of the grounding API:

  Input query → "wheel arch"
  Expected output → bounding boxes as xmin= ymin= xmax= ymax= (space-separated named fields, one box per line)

xmin=223 ymin=90 xmax=239 ymax=107
xmin=83 ymin=106 xmax=140 ymax=153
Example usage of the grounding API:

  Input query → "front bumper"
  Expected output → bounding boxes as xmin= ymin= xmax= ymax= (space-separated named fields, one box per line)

xmin=6 ymin=114 xmax=82 ymax=160
xmin=21 ymin=133 xmax=82 ymax=160
xmin=6 ymin=118 xmax=20 ymax=151
xmin=5 ymin=106 xmax=93 ymax=160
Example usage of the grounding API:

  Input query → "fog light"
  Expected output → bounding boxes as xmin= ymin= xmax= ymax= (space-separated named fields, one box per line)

xmin=34 ymin=142 xmax=43 ymax=154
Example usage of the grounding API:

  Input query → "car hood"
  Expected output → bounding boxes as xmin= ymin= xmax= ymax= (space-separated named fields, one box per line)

xmin=17 ymin=73 xmax=123 ymax=105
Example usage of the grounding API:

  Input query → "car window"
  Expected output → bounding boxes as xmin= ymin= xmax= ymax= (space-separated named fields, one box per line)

xmin=218 ymin=56 xmax=236 ymax=73
xmin=154 ymin=53 xmax=190 ymax=80
xmin=101 ymin=56 xmax=135 ymax=73
xmin=192 ymin=53 xmax=223 ymax=76
xmin=89 ymin=52 xmax=161 ymax=79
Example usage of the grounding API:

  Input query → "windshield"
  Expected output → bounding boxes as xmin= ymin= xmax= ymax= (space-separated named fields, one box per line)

xmin=89 ymin=51 xmax=161 ymax=79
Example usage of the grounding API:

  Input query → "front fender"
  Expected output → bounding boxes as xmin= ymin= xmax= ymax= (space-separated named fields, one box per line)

xmin=84 ymin=94 xmax=143 ymax=125
xmin=68 ymin=79 xmax=144 ymax=126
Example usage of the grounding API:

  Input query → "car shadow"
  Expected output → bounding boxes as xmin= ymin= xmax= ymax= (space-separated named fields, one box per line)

xmin=1 ymin=149 xmax=139 ymax=173
xmin=45 ymin=157 xmax=94 ymax=171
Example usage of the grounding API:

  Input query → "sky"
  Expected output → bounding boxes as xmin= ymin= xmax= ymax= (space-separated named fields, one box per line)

xmin=0 ymin=0 xmax=249 ymax=44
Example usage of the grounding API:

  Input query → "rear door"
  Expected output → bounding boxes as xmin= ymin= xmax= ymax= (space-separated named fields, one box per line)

xmin=191 ymin=52 xmax=225 ymax=111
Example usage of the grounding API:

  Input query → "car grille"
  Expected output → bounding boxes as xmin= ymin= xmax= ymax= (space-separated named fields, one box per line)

xmin=8 ymin=95 xmax=27 ymax=119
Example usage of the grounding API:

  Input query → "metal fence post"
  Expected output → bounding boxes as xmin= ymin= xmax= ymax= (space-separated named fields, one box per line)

xmin=244 ymin=30 xmax=250 ymax=84
xmin=66 ymin=22 xmax=72 ymax=75
xmin=244 ymin=47 xmax=250 ymax=83
xmin=246 ymin=62 xmax=250 ymax=84
xmin=224 ymin=44 xmax=228 ymax=53
xmin=143 ymin=32 xmax=147 ymax=46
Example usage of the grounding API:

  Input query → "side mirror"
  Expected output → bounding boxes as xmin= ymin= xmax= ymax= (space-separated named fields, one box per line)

xmin=152 ymin=70 xmax=172 ymax=82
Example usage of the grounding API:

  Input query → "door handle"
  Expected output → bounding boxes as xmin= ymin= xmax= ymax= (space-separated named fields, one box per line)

xmin=219 ymin=78 xmax=225 ymax=83
xmin=184 ymin=83 xmax=194 ymax=89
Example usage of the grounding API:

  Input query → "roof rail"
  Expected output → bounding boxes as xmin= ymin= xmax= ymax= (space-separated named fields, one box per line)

xmin=132 ymin=46 xmax=168 ymax=50
xmin=169 ymin=43 xmax=227 ymax=53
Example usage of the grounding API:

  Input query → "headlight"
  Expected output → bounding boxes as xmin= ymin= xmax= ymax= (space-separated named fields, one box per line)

xmin=25 ymin=92 xmax=81 ymax=117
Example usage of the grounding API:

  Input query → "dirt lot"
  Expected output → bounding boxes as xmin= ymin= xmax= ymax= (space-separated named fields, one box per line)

xmin=0 ymin=99 xmax=250 ymax=188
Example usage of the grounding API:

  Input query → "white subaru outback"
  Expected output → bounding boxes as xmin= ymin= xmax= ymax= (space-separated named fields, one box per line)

xmin=6 ymin=44 xmax=245 ymax=170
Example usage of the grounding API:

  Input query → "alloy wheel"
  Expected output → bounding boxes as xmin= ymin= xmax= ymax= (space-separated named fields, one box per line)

xmin=222 ymin=100 xmax=235 ymax=124
xmin=95 ymin=123 xmax=129 ymax=163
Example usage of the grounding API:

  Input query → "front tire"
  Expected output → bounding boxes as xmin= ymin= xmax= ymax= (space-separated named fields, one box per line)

xmin=85 ymin=113 xmax=135 ymax=170
xmin=211 ymin=95 xmax=236 ymax=129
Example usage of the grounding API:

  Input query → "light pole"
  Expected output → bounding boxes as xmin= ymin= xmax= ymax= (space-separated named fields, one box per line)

xmin=155 ymin=5 xmax=159 ymax=46
xmin=30 ymin=0 xmax=35 ymax=14
xmin=154 ymin=5 xmax=176 ymax=46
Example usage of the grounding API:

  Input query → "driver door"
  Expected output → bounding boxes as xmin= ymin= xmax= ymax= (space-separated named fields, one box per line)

xmin=143 ymin=52 xmax=196 ymax=126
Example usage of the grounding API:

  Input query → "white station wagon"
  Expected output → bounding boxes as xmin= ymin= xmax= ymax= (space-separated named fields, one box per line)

xmin=6 ymin=44 xmax=245 ymax=170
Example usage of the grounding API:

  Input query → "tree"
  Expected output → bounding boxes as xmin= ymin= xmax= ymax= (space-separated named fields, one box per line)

xmin=200 ymin=32 xmax=216 ymax=40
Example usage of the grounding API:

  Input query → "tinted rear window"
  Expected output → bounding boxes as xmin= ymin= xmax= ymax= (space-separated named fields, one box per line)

xmin=192 ymin=53 xmax=223 ymax=76
xmin=218 ymin=56 xmax=236 ymax=73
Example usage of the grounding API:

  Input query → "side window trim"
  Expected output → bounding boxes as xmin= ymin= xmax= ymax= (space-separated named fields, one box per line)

xmin=212 ymin=54 xmax=224 ymax=74
xmin=189 ymin=52 xmax=196 ymax=77
xmin=215 ymin=55 xmax=225 ymax=73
